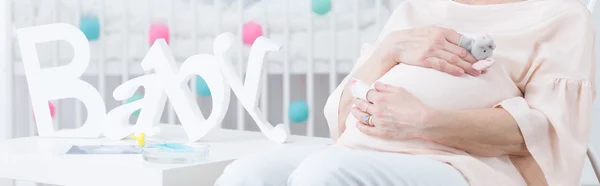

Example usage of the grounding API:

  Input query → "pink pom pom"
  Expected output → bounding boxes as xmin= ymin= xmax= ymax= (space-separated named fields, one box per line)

xmin=149 ymin=23 xmax=170 ymax=45
xmin=242 ymin=21 xmax=263 ymax=45
xmin=32 ymin=102 xmax=56 ymax=118
xmin=49 ymin=102 xmax=56 ymax=118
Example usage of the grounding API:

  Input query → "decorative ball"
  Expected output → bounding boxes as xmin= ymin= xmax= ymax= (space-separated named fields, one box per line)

xmin=48 ymin=102 xmax=56 ymax=118
xmin=195 ymin=76 xmax=211 ymax=96
xmin=242 ymin=21 xmax=263 ymax=45
xmin=32 ymin=102 xmax=56 ymax=118
xmin=149 ymin=23 xmax=170 ymax=45
xmin=126 ymin=93 xmax=144 ymax=116
xmin=289 ymin=100 xmax=309 ymax=123
xmin=79 ymin=15 xmax=101 ymax=41
xmin=312 ymin=0 xmax=332 ymax=15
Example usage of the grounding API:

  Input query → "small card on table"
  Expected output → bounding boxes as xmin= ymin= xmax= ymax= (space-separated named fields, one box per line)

xmin=65 ymin=145 xmax=142 ymax=155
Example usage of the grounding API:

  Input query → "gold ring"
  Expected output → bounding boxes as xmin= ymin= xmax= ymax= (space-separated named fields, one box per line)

xmin=368 ymin=115 xmax=374 ymax=126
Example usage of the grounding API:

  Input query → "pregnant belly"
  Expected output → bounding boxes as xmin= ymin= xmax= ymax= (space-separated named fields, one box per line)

xmin=336 ymin=64 xmax=520 ymax=153
xmin=378 ymin=64 xmax=518 ymax=109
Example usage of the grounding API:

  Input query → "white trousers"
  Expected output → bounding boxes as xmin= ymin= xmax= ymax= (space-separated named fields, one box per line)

xmin=215 ymin=144 xmax=469 ymax=186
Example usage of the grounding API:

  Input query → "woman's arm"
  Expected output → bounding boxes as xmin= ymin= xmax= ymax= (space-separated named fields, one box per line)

xmin=423 ymin=107 xmax=529 ymax=157
xmin=350 ymin=82 xmax=529 ymax=157
xmin=337 ymin=27 xmax=479 ymax=135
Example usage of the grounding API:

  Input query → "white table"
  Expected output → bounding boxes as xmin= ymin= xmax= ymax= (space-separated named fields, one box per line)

xmin=0 ymin=125 xmax=331 ymax=186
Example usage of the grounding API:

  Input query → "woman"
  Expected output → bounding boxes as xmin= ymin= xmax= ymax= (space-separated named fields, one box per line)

xmin=216 ymin=0 xmax=596 ymax=185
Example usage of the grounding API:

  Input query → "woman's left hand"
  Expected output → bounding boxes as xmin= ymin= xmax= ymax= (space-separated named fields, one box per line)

xmin=350 ymin=82 xmax=434 ymax=140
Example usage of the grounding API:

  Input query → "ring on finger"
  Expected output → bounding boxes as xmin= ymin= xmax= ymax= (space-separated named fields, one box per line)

xmin=363 ymin=114 xmax=370 ymax=123
xmin=363 ymin=114 xmax=374 ymax=126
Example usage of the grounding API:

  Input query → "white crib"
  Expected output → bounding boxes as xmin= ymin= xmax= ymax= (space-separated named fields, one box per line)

xmin=0 ymin=0 xmax=401 ymax=142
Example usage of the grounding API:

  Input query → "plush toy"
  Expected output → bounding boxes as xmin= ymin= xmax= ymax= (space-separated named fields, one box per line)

xmin=458 ymin=34 xmax=496 ymax=71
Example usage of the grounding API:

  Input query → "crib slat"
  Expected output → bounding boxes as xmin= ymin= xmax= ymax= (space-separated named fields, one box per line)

xmin=261 ymin=0 xmax=269 ymax=120
xmin=25 ymin=1 xmax=46 ymax=185
xmin=191 ymin=0 xmax=198 ymax=103
xmin=74 ymin=0 xmax=83 ymax=127
xmin=98 ymin=0 xmax=106 ymax=116
xmin=283 ymin=0 xmax=291 ymax=130
xmin=50 ymin=0 xmax=60 ymax=132
xmin=237 ymin=0 xmax=245 ymax=130
xmin=354 ymin=0 xmax=360 ymax=57
xmin=168 ymin=0 xmax=176 ymax=125
xmin=214 ymin=0 xmax=221 ymax=36
xmin=329 ymin=0 xmax=337 ymax=93
xmin=376 ymin=0 xmax=382 ymax=31
xmin=306 ymin=0 xmax=314 ymax=136
xmin=122 ymin=0 xmax=130 ymax=100
xmin=214 ymin=0 xmax=222 ymax=128
xmin=146 ymin=2 xmax=152 ymax=86
xmin=22 ymin=0 xmax=33 ymax=142
xmin=147 ymin=0 xmax=152 ymax=59
xmin=0 ymin=0 xmax=14 ymax=141
xmin=0 ymin=0 xmax=15 ymax=183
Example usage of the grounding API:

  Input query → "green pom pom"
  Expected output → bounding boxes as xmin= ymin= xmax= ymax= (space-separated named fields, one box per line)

xmin=289 ymin=100 xmax=309 ymax=123
xmin=195 ymin=76 xmax=211 ymax=97
xmin=126 ymin=93 xmax=143 ymax=116
xmin=79 ymin=15 xmax=101 ymax=41
xmin=312 ymin=0 xmax=332 ymax=15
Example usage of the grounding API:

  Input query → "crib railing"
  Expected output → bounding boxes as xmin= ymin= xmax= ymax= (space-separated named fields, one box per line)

xmin=0 ymin=0 xmax=392 ymax=144
xmin=1 ymin=0 xmax=594 ymax=141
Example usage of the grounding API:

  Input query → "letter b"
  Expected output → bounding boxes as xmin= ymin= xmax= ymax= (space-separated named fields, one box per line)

xmin=17 ymin=23 xmax=106 ymax=138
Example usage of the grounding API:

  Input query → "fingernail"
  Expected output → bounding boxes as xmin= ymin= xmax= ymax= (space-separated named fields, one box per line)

xmin=482 ymin=70 xmax=488 ymax=74
xmin=351 ymin=104 xmax=357 ymax=108
xmin=351 ymin=79 xmax=358 ymax=84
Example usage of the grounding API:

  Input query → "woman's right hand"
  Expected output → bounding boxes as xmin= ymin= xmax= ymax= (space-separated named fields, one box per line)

xmin=370 ymin=26 xmax=481 ymax=76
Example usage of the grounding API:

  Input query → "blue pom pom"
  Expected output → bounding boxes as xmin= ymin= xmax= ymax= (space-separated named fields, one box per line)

xmin=312 ymin=0 xmax=332 ymax=15
xmin=195 ymin=76 xmax=211 ymax=96
xmin=289 ymin=100 xmax=309 ymax=123
xmin=126 ymin=93 xmax=143 ymax=116
xmin=79 ymin=15 xmax=101 ymax=41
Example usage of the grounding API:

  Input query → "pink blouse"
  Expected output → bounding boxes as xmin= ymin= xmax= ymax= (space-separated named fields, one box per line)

xmin=323 ymin=0 xmax=596 ymax=185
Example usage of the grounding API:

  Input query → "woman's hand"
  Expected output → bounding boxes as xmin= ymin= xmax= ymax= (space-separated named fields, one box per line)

xmin=350 ymin=82 xmax=433 ymax=140
xmin=349 ymin=82 xmax=529 ymax=157
xmin=337 ymin=26 xmax=481 ymax=139
xmin=372 ymin=26 xmax=482 ymax=76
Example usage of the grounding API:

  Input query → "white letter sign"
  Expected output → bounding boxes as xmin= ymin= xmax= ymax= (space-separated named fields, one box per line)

xmin=17 ymin=23 xmax=106 ymax=138
xmin=213 ymin=33 xmax=288 ymax=143
xmin=17 ymin=23 xmax=289 ymax=143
